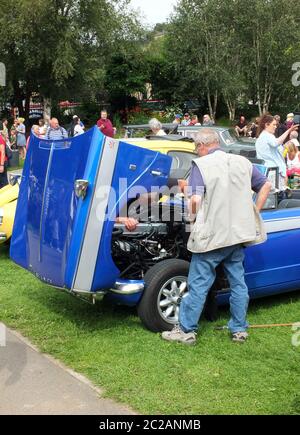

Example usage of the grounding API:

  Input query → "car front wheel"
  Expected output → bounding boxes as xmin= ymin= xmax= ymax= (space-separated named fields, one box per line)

xmin=137 ymin=259 xmax=190 ymax=333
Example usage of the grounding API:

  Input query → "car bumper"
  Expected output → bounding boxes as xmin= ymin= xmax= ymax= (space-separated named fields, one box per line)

xmin=72 ymin=281 xmax=145 ymax=296
xmin=111 ymin=280 xmax=145 ymax=295
xmin=72 ymin=281 xmax=145 ymax=307
xmin=105 ymin=281 xmax=145 ymax=307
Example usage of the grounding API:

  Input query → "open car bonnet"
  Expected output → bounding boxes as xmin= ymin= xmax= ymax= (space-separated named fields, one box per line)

xmin=10 ymin=126 xmax=172 ymax=292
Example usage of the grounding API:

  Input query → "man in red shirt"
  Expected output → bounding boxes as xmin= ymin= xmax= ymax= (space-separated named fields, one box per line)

xmin=97 ymin=110 xmax=115 ymax=138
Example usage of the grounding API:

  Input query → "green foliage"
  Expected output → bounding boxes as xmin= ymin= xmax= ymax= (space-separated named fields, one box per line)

xmin=2 ymin=0 xmax=300 ymax=122
xmin=126 ymin=110 xmax=150 ymax=125
xmin=74 ymin=101 xmax=102 ymax=127
xmin=104 ymin=47 xmax=148 ymax=112
xmin=165 ymin=0 xmax=300 ymax=119
xmin=0 ymin=0 xmax=142 ymax=117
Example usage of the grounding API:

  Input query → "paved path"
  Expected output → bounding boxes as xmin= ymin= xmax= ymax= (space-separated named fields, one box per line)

xmin=0 ymin=326 xmax=135 ymax=415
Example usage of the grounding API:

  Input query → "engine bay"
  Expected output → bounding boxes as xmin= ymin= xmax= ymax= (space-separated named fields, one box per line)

xmin=112 ymin=203 xmax=191 ymax=280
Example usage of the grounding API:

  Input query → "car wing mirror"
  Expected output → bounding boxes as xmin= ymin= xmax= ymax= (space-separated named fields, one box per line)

xmin=74 ymin=179 xmax=89 ymax=200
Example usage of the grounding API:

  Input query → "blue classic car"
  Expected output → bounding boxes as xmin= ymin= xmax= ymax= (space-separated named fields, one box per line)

xmin=10 ymin=127 xmax=300 ymax=332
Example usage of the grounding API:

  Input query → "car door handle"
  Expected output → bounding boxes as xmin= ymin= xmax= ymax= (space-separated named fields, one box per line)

xmin=75 ymin=180 xmax=89 ymax=199
xmin=151 ymin=170 xmax=162 ymax=176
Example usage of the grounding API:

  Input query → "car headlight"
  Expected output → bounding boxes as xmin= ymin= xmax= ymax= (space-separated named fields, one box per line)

xmin=0 ymin=208 xmax=3 ymax=226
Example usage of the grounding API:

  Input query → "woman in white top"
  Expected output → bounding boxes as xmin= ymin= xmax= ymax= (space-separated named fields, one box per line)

xmin=286 ymin=142 xmax=300 ymax=177
xmin=289 ymin=131 xmax=300 ymax=150
xmin=255 ymin=114 xmax=299 ymax=192
xmin=71 ymin=116 xmax=85 ymax=137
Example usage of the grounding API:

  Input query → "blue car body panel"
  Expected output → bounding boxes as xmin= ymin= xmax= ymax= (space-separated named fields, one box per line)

xmin=10 ymin=127 xmax=172 ymax=292
xmin=10 ymin=129 xmax=97 ymax=287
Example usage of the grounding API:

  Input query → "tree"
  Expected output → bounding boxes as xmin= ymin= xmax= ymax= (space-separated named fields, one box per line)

xmin=165 ymin=0 xmax=235 ymax=120
xmin=0 ymin=0 xmax=137 ymax=120
xmin=165 ymin=0 xmax=300 ymax=120
xmin=235 ymin=0 xmax=300 ymax=115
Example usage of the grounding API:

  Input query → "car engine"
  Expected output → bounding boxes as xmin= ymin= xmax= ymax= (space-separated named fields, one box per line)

xmin=112 ymin=203 xmax=190 ymax=279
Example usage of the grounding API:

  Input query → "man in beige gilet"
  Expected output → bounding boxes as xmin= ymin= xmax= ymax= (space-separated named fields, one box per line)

xmin=162 ymin=129 xmax=271 ymax=345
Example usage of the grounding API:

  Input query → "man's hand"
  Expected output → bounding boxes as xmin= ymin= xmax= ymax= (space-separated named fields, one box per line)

xmin=178 ymin=179 xmax=188 ymax=193
xmin=0 ymin=165 xmax=4 ymax=174
xmin=124 ymin=218 xmax=138 ymax=232
xmin=116 ymin=217 xmax=139 ymax=232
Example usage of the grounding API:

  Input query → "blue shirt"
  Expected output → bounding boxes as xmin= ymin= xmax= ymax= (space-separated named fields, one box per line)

xmin=46 ymin=126 xmax=68 ymax=140
xmin=255 ymin=131 xmax=286 ymax=176
xmin=189 ymin=149 xmax=267 ymax=195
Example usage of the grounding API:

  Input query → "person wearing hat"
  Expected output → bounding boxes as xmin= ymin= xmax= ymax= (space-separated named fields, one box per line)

xmin=16 ymin=117 xmax=27 ymax=160
xmin=172 ymin=114 xmax=182 ymax=125
xmin=73 ymin=115 xmax=85 ymax=129
xmin=181 ymin=113 xmax=191 ymax=126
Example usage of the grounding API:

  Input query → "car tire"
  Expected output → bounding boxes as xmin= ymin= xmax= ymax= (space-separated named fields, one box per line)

xmin=137 ymin=259 xmax=190 ymax=333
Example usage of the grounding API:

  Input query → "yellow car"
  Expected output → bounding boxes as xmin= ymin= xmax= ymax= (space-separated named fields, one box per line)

xmin=0 ymin=180 xmax=19 ymax=244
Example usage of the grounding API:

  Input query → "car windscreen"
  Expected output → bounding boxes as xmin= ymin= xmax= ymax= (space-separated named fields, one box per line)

xmin=220 ymin=130 xmax=237 ymax=147
xmin=168 ymin=151 xmax=196 ymax=179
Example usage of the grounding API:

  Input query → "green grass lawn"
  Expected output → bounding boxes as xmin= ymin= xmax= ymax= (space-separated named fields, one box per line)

xmin=0 ymin=244 xmax=299 ymax=415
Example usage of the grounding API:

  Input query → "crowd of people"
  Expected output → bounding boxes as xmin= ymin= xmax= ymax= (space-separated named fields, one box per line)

xmin=234 ymin=113 xmax=299 ymax=140
xmin=0 ymin=109 xmax=118 ymax=188
xmin=0 ymin=117 xmax=29 ymax=188
xmin=172 ymin=113 xmax=215 ymax=127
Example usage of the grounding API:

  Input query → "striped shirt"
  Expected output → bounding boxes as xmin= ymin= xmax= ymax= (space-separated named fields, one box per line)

xmin=46 ymin=126 xmax=68 ymax=140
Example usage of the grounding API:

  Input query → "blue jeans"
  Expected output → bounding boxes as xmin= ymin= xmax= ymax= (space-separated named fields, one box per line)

xmin=180 ymin=245 xmax=249 ymax=334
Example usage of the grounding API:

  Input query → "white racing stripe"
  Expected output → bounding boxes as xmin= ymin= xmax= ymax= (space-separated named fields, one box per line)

xmin=264 ymin=216 xmax=300 ymax=234
xmin=73 ymin=137 xmax=119 ymax=292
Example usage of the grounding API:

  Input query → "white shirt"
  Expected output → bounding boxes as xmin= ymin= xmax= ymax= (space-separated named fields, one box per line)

xmin=287 ymin=152 xmax=300 ymax=170
xmin=74 ymin=124 xmax=85 ymax=136
xmin=256 ymin=130 xmax=286 ymax=176
xmin=156 ymin=129 xmax=166 ymax=136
